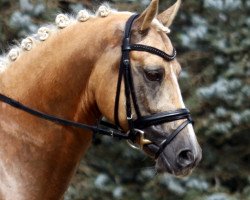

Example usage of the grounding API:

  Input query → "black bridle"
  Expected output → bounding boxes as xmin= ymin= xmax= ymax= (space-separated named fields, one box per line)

xmin=0 ymin=14 xmax=193 ymax=159
xmin=112 ymin=14 xmax=193 ymax=158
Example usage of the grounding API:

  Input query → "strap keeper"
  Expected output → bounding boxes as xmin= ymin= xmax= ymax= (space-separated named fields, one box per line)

xmin=122 ymin=37 xmax=131 ymax=51
xmin=123 ymin=59 xmax=130 ymax=65
xmin=127 ymin=114 xmax=133 ymax=121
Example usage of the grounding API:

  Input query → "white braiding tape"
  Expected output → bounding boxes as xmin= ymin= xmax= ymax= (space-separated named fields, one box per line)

xmin=97 ymin=5 xmax=111 ymax=17
xmin=55 ymin=14 xmax=70 ymax=28
xmin=152 ymin=19 xmax=171 ymax=34
xmin=21 ymin=37 xmax=34 ymax=51
xmin=0 ymin=59 xmax=8 ymax=72
xmin=37 ymin=27 xmax=50 ymax=41
xmin=8 ymin=48 xmax=19 ymax=61
xmin=77 ymin=10 xmax=90 ymax=22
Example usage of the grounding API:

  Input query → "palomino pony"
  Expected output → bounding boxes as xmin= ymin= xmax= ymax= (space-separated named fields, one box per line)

xmin=0 ymin=0 xmax=202 ymax=199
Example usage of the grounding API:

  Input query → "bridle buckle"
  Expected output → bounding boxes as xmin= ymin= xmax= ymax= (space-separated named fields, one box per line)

xmin=127 ymin=129 xmax=152 ymax=150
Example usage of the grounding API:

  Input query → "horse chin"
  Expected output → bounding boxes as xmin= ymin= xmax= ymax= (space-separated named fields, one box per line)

xmin=154 ymin=153 xmax=195 ymax=177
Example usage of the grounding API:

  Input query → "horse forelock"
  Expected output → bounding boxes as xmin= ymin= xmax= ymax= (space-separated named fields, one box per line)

xmin=0 ymin=3 xmax=171 ymax=74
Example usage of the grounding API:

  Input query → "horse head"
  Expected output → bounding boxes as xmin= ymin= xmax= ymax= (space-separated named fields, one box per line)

xmin=93 ymin=0 xmax=202 ymax=176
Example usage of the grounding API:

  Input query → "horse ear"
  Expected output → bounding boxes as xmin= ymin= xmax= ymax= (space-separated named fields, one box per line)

xmin=157 ymin=0 xmax=181 ymax=27
xmin=133 ymin=0 xmax=159 ymax=32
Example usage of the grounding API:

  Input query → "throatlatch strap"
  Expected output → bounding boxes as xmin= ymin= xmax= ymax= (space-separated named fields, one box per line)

xmin=114 ymin=54 xmax=125 ymax=127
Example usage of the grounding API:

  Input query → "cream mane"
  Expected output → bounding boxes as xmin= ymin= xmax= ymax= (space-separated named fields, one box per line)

xmin=0 ymin=4 xmax=170 ymax=74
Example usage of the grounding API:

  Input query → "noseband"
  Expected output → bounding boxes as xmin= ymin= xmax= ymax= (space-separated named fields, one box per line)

xmin=0 ymin=14 xmax=193 ymax=159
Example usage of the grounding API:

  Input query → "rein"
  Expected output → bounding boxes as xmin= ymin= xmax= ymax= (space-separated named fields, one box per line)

xmin=0 ymin=93 xmax=129 ymax=139
xmin=0 ymin=14 xmax=193 ymax=159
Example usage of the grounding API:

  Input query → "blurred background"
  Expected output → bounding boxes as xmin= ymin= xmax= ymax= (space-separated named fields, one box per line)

xmin=0 ymin=0 xmax=249 ymax=199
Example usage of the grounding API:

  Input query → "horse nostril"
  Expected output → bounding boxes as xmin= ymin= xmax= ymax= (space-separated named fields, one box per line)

xmin=176 ymin=149 xmax=195 ymax=168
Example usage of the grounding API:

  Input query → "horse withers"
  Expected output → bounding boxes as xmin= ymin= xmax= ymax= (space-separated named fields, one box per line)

xmin=0 ymin=0 xmax=202 ymax=199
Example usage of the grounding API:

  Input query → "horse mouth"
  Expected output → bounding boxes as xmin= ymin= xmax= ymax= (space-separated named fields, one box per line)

xmin=155 ymin=153 xmax=197 ymax=177
xmin=143 ymin=143 xmax=198 ymax=177
xmin=155 ymin=154 xmax=194 ymax=177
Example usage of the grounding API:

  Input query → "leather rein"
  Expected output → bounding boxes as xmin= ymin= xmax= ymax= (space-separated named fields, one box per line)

xmin=0 ymin=14 xmax=193 ymax=159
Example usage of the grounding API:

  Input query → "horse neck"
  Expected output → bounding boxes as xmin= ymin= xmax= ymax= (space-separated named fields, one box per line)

xmin=0 ymin=13 xmax=128 ymax=200
xmin=0 ymin=16 xmax=120 ymax=123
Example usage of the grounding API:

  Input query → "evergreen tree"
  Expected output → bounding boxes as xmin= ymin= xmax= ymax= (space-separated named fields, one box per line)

xmin=0 ymin=0 xmax=249 ymax=199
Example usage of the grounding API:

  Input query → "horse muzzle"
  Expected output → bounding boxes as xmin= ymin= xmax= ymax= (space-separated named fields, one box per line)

xmin=127 ymin=120 xmax=202 ymax=176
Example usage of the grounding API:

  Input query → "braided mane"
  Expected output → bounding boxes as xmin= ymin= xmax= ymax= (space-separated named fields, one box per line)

xmin=0 ymin=3 xmax=170 ymax=74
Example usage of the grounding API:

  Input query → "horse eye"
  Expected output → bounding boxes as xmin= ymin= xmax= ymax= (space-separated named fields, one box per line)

xmin=144 ymin=69 xmax=164 ymax=82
